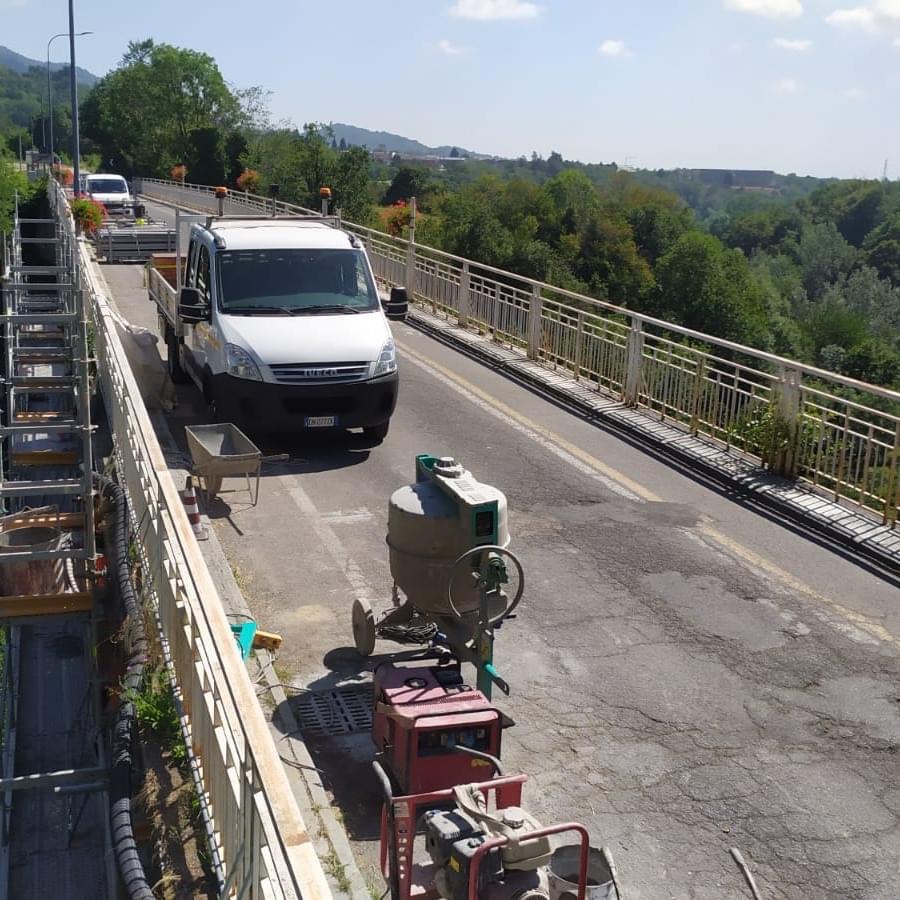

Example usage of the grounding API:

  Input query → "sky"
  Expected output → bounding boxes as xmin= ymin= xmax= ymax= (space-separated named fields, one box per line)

xmin=3 ymin=0 xmax=900 ymax=178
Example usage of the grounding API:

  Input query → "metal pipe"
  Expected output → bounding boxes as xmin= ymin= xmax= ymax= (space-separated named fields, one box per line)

xmin=67 ymin=4 xmax=81 ymax=196
xmin=47 ymin=31 xmax=91 ymax=172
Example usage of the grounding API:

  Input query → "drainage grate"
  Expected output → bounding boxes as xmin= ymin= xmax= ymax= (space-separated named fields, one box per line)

xmin=293 ymin=684 xmax=373 ymax=738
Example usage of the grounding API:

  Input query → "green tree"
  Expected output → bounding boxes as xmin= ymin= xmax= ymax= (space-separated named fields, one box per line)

xmin=542 ymin=169 xmax=599 ymax=235
xmin=383 ymin=165 xmax=433 ymax=206
xmin=654 ymin=232 xmax=769 ymax=345
xmin=574 ymin=212 xmax=654 ymax=304
xmin=803 ymin=179 xmax=885 ymax=247
xmin=186 ymin=126 xmax=226 ymax=186
xmin=842 ymin=339 xmax=900 ymax=386
xmin=81 ymin=39 xmax=239 ymax=177
xmin=863 ymin=214 xmax=900 ymax=284
xmin=804 ymin=278 xmax=870 ymax=354
xmin=0 ymin=151 xmax=32 ymax=232
xmin=332 ymin=146 xmax=373 ymax=223
xmin=794 ymin=222 xmax=858 ymax=300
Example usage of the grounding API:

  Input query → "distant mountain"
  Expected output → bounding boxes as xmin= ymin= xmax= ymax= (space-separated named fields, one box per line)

xmin=327 ymin=123 xmax=481 ymax=158
xmin=0 ymin=45 xmax=99 ymax=85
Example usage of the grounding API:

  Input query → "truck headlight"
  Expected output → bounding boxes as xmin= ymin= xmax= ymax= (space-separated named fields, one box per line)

xmin=224 ymin=343 xmax=262 ymax=381
xmin=373 ymin=338 xmax=397 ymax=377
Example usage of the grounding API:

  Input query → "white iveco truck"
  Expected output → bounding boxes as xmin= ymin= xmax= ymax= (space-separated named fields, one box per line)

xmin=148 ymin=214 xmax=401 ymax=441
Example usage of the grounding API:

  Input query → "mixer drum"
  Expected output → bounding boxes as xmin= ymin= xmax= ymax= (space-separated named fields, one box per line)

xmin=387 ymin=476 xmax=509 ymax=617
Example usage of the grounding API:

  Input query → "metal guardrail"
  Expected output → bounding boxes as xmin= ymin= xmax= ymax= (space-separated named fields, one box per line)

xmin=49 ymin=180 xmax=332 ymax=900
xmin=136 ymin=177 xmax=900 ymax=527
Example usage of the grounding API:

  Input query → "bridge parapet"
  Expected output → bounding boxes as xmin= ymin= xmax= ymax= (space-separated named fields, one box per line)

xmin=49 ymin=179 xmax=333 ymax=900
xmin=135 ymin=177 xmax=900 ymax=529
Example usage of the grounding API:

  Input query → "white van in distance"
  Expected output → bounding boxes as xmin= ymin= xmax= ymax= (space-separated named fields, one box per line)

xmin=85 ymin=173 xmax=134 ymax=215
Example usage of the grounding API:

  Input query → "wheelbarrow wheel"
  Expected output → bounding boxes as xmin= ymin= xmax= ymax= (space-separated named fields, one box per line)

xmin=352 ymin=598 xmax=376 ymax=656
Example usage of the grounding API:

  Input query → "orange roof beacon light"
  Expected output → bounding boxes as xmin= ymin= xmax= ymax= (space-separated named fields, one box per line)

xmin=319 ymin=186 xmax=332 ymax=216
xmin=215 ymin=185 xmax=228 ymax=215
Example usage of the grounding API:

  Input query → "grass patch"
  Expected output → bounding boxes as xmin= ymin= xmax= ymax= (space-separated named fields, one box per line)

xmin=131 ymin=666 xmax=186 ymax=767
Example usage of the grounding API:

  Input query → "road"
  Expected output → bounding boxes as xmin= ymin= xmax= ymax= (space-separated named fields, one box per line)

xmin=103 ymin=199 xmax=900 ymax=899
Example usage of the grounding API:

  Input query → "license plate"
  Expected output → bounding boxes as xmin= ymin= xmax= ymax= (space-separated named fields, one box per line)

xmin=304 ymin=415 xmax=338 ymax=428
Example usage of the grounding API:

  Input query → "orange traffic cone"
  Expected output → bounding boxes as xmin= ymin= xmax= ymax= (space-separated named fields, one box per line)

xmin=182 ymin=475 xmax=209 ymax=541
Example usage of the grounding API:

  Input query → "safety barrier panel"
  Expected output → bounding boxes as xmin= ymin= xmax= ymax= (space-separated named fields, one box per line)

xmin=134 ymin=177 xmax=900 ymax=527
xmin=49 ymin=180 xmax=332 ymax=899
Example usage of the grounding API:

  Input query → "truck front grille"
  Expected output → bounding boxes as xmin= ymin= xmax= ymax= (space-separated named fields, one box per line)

xmin=270 ymin=362 xmax=369 ymax=385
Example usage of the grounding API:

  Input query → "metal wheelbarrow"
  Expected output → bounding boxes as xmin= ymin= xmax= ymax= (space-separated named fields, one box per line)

xmin=185 ymin=423 xmax=263 ymax=506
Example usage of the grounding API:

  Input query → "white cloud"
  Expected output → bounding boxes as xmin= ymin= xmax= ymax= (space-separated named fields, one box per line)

xmin=0 ymin=0 xmax=28 ymax=7
xmin=725 ymin=0 xmax=803 ymax=18
xmin=599 ymin=39 xmax=634 ymax=57
xmin=438 ymin=39 xmax=468 ymax=55
xmin=875 ymin=0 xmax=900 ymax=20
xmin=894 ymin=35 xmax=900 ymax=45
xmin=825 ymin=6 xmax=877 ymax=29
xmin=774 ymin=77 xmax=800 ymax=92
xmin=773 ymin=37 xmax=813 ymax=49
xmin=449 ymin=0 xmax=539 ymax=20
xmin=840 ymin=86 xmax=867 ymax=97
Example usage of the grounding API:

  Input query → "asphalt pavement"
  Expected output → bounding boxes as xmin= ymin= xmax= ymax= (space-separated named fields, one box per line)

xmin=101 ymin=200 xmax=900 ymax=899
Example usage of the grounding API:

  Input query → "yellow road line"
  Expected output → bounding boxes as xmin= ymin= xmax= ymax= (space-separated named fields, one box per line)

xmin=398 ymin=338 xmax=659 ymax=502
xmin=398 ymin=336 xmax=899 ymax=649
xmin=697 ymin=523 xmax=899 ymax=649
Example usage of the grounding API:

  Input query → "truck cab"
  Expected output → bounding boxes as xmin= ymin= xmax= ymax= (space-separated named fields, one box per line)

xmin=164 ymin=217 xmax=398 ymax=440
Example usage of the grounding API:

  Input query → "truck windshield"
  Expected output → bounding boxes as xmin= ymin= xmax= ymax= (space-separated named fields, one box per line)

xmin=217 ymin=248 xmax=380 ymax=314
xmin=87 ymin=179 xmax=127 ymax=193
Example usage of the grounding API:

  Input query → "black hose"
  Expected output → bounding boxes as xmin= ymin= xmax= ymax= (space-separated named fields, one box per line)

xmin=95 ymin=473 xmax=154 ymax=900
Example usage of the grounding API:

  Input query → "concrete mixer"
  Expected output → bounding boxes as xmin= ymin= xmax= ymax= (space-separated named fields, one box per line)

xmin=352 ymin=454 xmax=524 ymax=701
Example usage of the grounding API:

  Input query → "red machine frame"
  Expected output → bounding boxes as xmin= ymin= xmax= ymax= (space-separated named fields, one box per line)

xmin=373 ymin=656 xmax=506 ymax=794
xmin=375 ymin=770 xmax=591 ymax=900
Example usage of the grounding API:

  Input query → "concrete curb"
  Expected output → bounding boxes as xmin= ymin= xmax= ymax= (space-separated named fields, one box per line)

xmin=406 ymin=308 xmax=900 ymax=578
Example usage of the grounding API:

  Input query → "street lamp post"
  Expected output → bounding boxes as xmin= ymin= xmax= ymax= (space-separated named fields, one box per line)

xmin=69 ymin=1 xmax=83 ymax=197
xmin=47 ymin=29 xmax=91 ymax=176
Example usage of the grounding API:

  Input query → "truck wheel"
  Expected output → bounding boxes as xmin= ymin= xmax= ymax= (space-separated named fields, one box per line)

xmin=363 ymin=421 xmax=389 ymax=444
xmin=166 ymin=328 xmax=189 ymax=384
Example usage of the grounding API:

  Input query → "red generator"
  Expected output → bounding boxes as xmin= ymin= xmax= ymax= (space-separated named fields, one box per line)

xmin=372 ymin=656 xmax=507 ymax=795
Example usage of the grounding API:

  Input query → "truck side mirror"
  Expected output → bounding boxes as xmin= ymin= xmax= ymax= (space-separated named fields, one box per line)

xmin=178 ymin=287 xmax=210 ymax=324
xmin=384 ymin=286 xmax=409 ymax=321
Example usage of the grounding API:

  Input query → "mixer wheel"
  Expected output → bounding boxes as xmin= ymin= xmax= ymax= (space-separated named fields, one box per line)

xmin=352 ymin=598 xmax=377 ymax=656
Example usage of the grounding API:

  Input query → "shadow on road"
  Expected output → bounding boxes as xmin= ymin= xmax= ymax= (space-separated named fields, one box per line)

xmin=271 ymin=645 xmax=433 ymax=844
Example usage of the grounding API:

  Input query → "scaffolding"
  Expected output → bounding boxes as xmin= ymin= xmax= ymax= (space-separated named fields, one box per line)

xmin=1 ymin=194 xmax=96 ymax=604
xmin=0 ymin=191 xmax=110 ymax=899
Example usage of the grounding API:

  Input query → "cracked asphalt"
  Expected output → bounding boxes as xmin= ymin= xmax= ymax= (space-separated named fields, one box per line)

xmin=107 ymin=219 xmax=900 ymax=898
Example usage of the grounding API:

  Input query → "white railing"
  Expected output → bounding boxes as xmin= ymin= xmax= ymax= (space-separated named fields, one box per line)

xmin=135 ymin=178 xmax=900 ymax=526
xmin=51 ymin=181 xmax=332 ymax=899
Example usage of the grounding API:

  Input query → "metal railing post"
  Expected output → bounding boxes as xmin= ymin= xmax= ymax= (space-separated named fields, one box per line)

xmin=573 ymin=312 xmax=584 ymax=379
xmin=773 ymin=366 xmax=802 ymax=477
xmin=405 ymin=197 xmax=417 ymax=300
xmin=527 ymin=284 xmax=542 ymax=360
xmin=459 ymin=261 xmax=470 ymax=328
xmin=623 ymin=316 xmax=644 ymax=406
